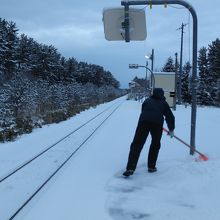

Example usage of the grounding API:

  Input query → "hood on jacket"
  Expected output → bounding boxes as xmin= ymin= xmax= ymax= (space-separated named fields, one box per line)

xmin=152 ymin=88 xmax=165 ymax=99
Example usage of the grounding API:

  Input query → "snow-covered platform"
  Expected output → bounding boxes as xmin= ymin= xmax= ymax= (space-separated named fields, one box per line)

xmin=0 ymin=97 xmax=219 ymax=220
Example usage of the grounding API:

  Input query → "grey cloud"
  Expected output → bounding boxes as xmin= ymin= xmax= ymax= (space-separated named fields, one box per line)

xmin=0 ymin=0 xmax=219 ymax=87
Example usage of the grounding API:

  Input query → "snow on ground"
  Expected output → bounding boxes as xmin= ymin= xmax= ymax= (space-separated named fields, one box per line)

xmin=0 ymin=97 xmax=220 ymax=220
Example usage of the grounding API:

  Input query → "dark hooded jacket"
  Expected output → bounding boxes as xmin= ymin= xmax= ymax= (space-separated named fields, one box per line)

xmin=139 ymin=88 xmax=175 ymax=131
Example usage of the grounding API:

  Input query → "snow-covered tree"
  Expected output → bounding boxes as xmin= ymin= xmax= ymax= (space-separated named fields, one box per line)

xmin=0 ymin=17 xmax=123 ymax=141
xmin=207 ymin=38 xmax=220 ymax=104
xmin=0 ymin=19 xmax=18 ymax=81
xmin=197 ymin=47 xmax=213 ymax=105
xmin=181 ymin=62 xmax=191 ymax=103
xmin=30 ymin=44 xmax=63 ymax=83
xmin=162 ymin=56 xmax=175 ymax=72
xmin=17 ymin=34 xmax=36 ymax=73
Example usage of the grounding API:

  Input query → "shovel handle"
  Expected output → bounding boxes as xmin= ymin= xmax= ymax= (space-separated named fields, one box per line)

xmin=162 ymin=127 xmax=207 ymax=159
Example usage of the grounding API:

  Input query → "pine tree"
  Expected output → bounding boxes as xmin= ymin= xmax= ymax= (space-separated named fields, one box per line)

xmin=0 ymin=17 xmax=123 ymax=141
xmin=0 ymin=19 xmax=7 ymax=80
xmin=207 ymin=38 xmax=220 ymax=104
xmin=181 ymin=62 xmax=191 ymax=103
xmin=65 ymin=57 xmax=78 ymax=82
xmin=197 ymin=47 xmax=213 ymax=105
xmin=6 ymin=70 xmax=34 ymax=118
xmin=162 ymin=56 xmax=175 ymax=72
xmin=17 ymin=34 xmax=35 ymax=72
xmin=4 ymin=21 xmax=18 ymax=78
xmin=0 ymin=19 xmax=18 ymax=81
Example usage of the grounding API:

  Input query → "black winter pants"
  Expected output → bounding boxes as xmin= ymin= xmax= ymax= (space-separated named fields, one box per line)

xmin=126 ymin=120 xmax=163 ymax=171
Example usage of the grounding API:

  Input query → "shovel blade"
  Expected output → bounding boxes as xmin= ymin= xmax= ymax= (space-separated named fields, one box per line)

xmin=196 ymin=154 xmax=209 ymax=161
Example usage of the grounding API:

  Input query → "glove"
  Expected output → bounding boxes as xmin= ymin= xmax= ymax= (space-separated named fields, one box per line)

xmin=168 ymin=130 xmax=174 ymax=138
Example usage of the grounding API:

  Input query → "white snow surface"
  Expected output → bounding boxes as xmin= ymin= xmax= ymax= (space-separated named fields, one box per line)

xmin=0 ymin=96 xmax=220 ymax=220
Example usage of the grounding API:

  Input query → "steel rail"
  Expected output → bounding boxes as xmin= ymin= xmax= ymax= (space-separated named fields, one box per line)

xmin=0 ymin=99 xmax=122 ymax=183
xmin=8 ymin=102 xmax=123 ymax=220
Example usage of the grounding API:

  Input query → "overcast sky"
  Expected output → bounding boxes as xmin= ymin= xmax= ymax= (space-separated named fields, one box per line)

xmin=1 ymin=0 xmax=219 ymax=88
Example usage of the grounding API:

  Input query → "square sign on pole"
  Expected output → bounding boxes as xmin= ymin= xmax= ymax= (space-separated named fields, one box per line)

xmin=102 ymin=7 xmax=147 ymax=41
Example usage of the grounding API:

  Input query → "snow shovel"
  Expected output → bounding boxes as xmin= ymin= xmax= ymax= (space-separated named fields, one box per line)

xmin=163 ymin=128 xmax=209 ymax=161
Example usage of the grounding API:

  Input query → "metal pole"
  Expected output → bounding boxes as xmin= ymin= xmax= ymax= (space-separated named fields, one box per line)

xmin=151 ymin=48 xmax=154 ymax=73
xmin=124 ymin=3 xmax=130 ymax=42
xmin=145 ymin=60 xmax=148 ymax=80
xmin=121 ymin=0 xmax=198 ymax=154
xmin=190 ymin=6 xmax=197 ymax=155
xmin=151 ymin=49 xmax=154 ymax=89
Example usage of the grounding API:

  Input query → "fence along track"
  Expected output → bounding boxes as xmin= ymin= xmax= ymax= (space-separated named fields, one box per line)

xmin=0 ymin=100 xmax=122 ymax=184
xmin=7 ymin=101 xmax=123 ymax=220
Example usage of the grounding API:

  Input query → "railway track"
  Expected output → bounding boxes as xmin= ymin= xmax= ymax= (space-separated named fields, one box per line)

xmin=0 ymin=99 xmax=124 ymax=220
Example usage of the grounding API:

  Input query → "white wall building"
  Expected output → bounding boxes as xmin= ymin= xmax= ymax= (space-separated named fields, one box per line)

xmin=153 ymin=72 xmax=176 ymax=108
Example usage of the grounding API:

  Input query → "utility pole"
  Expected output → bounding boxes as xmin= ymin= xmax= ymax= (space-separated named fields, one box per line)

xmin=177 ymin=23 xmax=188 ymax=104
xmin=174 ymin=52 xmax=178 ymax=111
xmin=150 ymin=49 xmax=154 ymax=89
